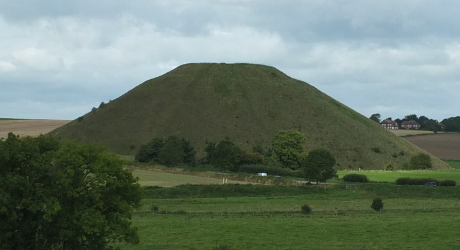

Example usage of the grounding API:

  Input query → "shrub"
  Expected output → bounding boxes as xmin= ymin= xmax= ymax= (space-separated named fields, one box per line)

xmin=371 ymin=197 xmax=383 ymax=211
xmin=238 ymin=164 xmax=303 ymax=177
xmin=439 ymin=180 xmax=456 ymax=186
xmin=409 ymin=153 xmax=432 ymax=170
xmin=396 ymin=177 xmax=438 ymax=185
xmin=343 ymin=173 xmax=369 ymax=183
xmin=301 ymin=204 xmax=312 ymax=214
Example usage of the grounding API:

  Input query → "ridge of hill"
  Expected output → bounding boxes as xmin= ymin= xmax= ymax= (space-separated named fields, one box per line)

xmin=50 ymin=63 xmax=449 ymax=170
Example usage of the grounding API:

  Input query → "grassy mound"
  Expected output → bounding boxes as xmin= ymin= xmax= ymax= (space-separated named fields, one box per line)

xmin=50 ymin=63 xmax=449 ymax=170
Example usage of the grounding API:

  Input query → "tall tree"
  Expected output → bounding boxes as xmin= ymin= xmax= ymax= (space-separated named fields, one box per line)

xmin=271 ymin=130 xmax=307 ymax=170
xmin=301 ymin=148 xmax=336 ymax=183
xmin=0 ymin=134 xmax=142 ymax=249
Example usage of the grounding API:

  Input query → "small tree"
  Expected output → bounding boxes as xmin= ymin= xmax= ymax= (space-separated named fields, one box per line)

xmin=302 ymin=148 xmax=336 ymax=183
xmin=371 ymin=197 xmax=384 ymax=211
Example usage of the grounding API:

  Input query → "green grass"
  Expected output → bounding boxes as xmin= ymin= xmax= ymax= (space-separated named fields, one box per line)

xmin=117 ymin=211 xmax=460 ymax=250
xmin=132 ymin=169 xmax=248 ymax=187
xmin=115 ymin=178 xmax=460 ymax=249
xmin=445 ymin=160 xmax=460 ymax=169
xmin=338 ymin=170 xmax=460 ymax=183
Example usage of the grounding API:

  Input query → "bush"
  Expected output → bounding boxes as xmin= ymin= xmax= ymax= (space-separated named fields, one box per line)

xmin=396 ymin=177 xmax=438 ymax=185
xmin=409 ymin=153 xmax=433 ymax=170
xmin=343 ymin=173 xmax=369 ymax=183
xmin=439 ymin=180 xmax=457 ymax=186
xmin=301 ymin=204 xmax=312 ymax=214
xmin=371 ymin=197 xmax=383 ymax=211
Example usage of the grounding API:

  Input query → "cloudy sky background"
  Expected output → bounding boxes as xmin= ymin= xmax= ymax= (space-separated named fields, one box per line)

xmin=1 ymin=0 xmax=459 ymax=121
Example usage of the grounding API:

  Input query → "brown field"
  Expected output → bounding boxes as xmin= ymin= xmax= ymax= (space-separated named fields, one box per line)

xmin=404 ymin=133 xmax=460 ymax=160
xmin=390 ymin=129 xmax=435 ymax=136
xmin=0 ymin=119 xmax=70 ymax=139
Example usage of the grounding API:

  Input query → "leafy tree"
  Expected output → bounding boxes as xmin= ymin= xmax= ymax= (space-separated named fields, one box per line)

xmin=135 ymin=137 xmax=165 ymax=163
xmin=369 ymin=113 xmax=381 ymax=123
xmin=136 ymin=136 xmax=196 ymax=166
xmin=441 ymin=116 xmax=460 ymax=132
xmin=301 ymin=148 xmax=336 ymax=183
xmin=271 ymin=130 xmax=307 ymax=170
xmin=208 ymin=140 xmax=243 ymax=171
xmin=409 ymin=152 xmax=432 ymax=170
xmin=0 ymin=133 xmax=142 ymax=249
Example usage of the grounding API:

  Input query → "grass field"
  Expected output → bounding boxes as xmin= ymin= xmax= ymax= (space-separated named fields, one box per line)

xmin=116 ymin=182 xmax=460 ymax=250
xmin=132 ymin=169 xmax=249 ymax=187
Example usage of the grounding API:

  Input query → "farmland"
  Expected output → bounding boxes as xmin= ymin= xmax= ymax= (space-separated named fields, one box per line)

xmin=0 ymin=119 xmax=70 ymax=139
xmin=119 ymin=169 xmax=460 ymax=249
xmin=404 ymin=133 xmax=460 ymax=160
xmin=116 ymin=181 xmax=460 ymax=250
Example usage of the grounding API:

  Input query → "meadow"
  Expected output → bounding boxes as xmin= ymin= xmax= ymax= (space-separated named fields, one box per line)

xmin=119 ymin=170 xmax=460 ymax=249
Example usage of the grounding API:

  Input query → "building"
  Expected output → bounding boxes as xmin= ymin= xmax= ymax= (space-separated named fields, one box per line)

xmin=401 ymin=120 xmax=421 ymax=129
xmin=381 ymin=119 xmax=398 ymax=129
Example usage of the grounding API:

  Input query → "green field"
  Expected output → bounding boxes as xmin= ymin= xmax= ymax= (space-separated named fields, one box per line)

xmin=117 ymin=182 xmax=460 ymax=250
xmin=445 ymin=160 xmax=460 ymax=169
xmin=121 ymin=169 xmax=460 ymax=249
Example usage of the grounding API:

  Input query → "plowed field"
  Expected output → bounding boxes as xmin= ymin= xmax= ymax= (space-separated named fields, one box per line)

xmin=404 ymin=134 xmax=460 ymax=160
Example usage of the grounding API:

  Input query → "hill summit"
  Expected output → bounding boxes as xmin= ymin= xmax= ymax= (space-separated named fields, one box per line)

xmin=51 ymin=63 xmax=448 ymax=170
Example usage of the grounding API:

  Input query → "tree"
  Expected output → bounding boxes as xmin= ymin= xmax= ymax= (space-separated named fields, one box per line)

xmin=271 ymin=130 xmax=307 ymax=170
xmin=0 ymin=134 xmax=142 ymax=249
xmin=441 ymin=116 xmax=460 ymax=132
xmin=301 ymin=148 xmax=336 ymax=183
xmin=371 ymin=197 xmax=384 ymax=211
xmin=208 ymin=140 xmax=243 ymax=171
xmin=136 ymin=136 xmax=196 ymax=166
xmin=369 ymin=113 xmax=381 ymax=123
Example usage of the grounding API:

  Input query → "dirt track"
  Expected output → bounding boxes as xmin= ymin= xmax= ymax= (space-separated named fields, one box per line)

xmin=0 ymin=119 xmax=70 ymax=139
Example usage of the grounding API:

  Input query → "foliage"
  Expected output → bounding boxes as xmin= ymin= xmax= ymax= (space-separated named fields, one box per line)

xmin=409 ymin=153 xmax=432 ymax=170
xmin=271 ymin=130 xmax=307 ymax=170
xmin=369 ymin=113 xmax=381 ymax=123
xmin=441 ymin=116 xmax=460 ymax=132
xmin=343 ymin=173 xmax=369 ymax=183
xmin=301 ymin=204 xmax=312 ymax=214
xmin=208 ymin=140 xmax=244 ymax=171
xmin=396 ymin=177 xmax=438 ymax=185
xmin=302 ymin=148 xmax=336 ymax=183
xmin=0 ymin=133 xmax=142 ymax=250
xmin=135 ymin=136 xmax=196 ymax=166
xmin=439 ymin=180 xmax=456 ymax=186
xmin=371 ymin=197 xmax=384 ymax=211
xmin=395 ymin=178 xmax=455 ymax=187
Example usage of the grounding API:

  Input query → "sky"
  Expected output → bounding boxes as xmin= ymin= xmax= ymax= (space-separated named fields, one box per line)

xmin=1 ymin=0 xmax=459 ymax=121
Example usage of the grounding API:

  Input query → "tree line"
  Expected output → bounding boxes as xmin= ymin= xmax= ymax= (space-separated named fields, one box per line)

xmin=135 ymin=130 xmax=337 ymax=183
xmin=369 ymin=113 xmax=460 ymax=132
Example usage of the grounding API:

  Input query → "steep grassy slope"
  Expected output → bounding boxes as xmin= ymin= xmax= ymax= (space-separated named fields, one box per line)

xmin=51 ymin=63 xmax=449 ymax=170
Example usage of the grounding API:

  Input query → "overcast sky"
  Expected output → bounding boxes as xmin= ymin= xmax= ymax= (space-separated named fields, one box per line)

xmin=1 ymin=0 xmax=459 ymax=121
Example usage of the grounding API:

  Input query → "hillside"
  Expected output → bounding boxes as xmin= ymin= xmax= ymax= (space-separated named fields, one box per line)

xmin=50 ymin=63 xmax=449 ymax=170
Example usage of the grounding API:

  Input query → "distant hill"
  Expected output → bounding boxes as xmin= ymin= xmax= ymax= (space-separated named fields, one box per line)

xmin=50 ymin=63 xmax=449 ymax=170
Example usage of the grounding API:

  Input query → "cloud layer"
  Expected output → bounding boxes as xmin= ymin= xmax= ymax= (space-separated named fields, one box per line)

xmin=1 ymin=1 xmax=459 ymax=120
